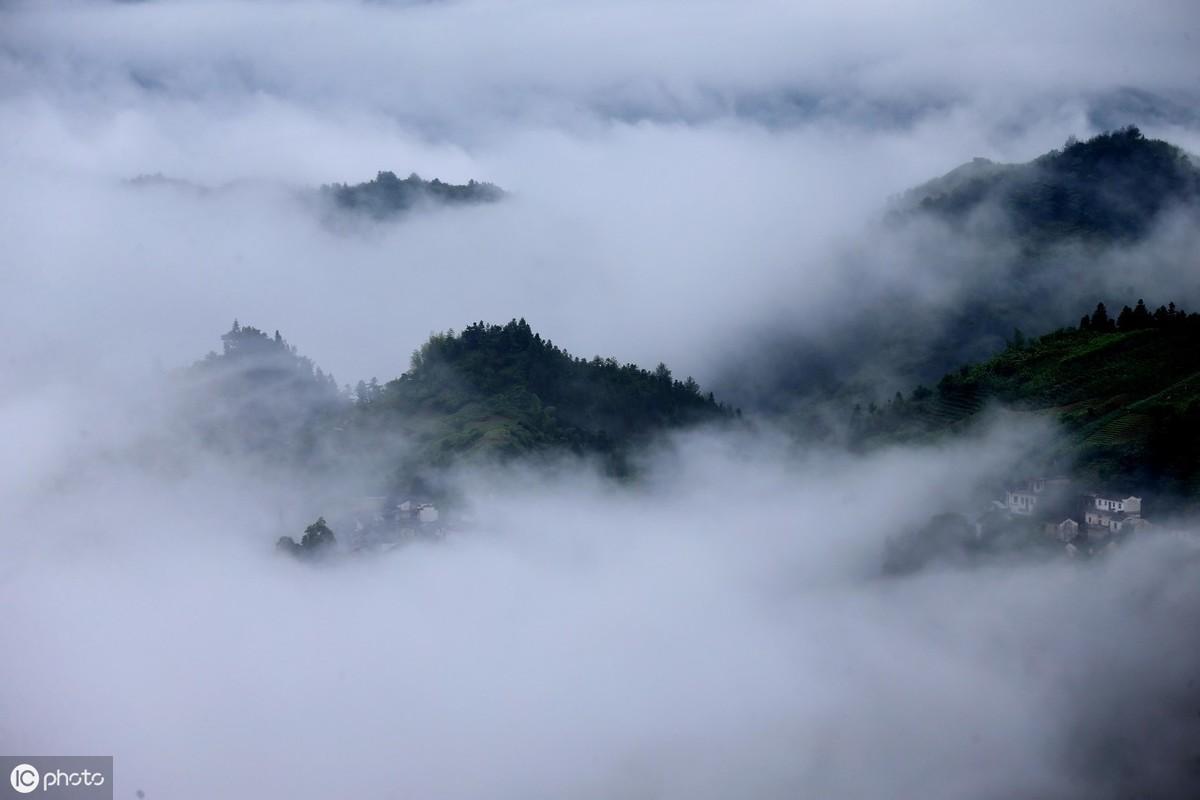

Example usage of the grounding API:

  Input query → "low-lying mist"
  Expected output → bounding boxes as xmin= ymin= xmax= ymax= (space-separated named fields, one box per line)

xmin=3 ymin=381 xmax=1199 ymax=798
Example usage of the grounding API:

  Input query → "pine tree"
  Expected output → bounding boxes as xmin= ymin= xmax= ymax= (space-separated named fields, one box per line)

xmin=1132 ymin=299 xmax=1151 ymax=328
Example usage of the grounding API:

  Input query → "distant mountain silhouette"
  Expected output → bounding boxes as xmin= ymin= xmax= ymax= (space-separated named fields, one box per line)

xmin=895 ymin=126 xmax=1200 ymax=241
xmin=320 ymin=171 xmax=504 ymax=219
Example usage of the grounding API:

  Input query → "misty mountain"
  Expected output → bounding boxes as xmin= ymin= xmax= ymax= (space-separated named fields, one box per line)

xmin=320 ymin=170 xmax=504 ymax=219
xmin=347 ymin=320 xmax=732 ymax=497
xmin=720 ymin=128 xmax=1200 ymax=416
xmin=127 ymin=170 xmax=505 ymax=221
xmin=16 ymin=2 xmax=1200 ymax=796
xmin=361 ymin=318 xmax=726 ymax=452
xmin=895 ymin=126 xmax=1200 ymax=242
xmin=856 ymin=301 xmax=1200 ymax=506
xmin=181 ymin=318 xmax=728 ymax=494
xmin=176 ymin=322 xmax=345 ymax=464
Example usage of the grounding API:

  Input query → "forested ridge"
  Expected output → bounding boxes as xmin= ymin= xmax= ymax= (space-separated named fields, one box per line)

xmin=354 ymin=319 xmax=730 ymax=463
xmin=321 ymin=170 xmax=503 ymax=219
xmin=182 ymin=318 xmax=731 ymax=491
xmin=180 ymin=131 xmax=1200 ymax=503
xmin=898 ymin=126 xmax=1200 ymax=241
xmin=854 ymin=301 xmax=1200 ymax=503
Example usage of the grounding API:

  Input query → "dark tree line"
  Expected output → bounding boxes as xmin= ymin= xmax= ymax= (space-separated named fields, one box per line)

xmin=276 ymin=517 xmax=337 ymax=559
xmin=1079 ymin=300 xmax=1198 ymax=333
xmin=849 ymin=299 xmax=1200 ymax=504
xmin=182 ymin=317 xmax=733 ymax=500
xmin=368 ymin=318 xmax=733 ymax=451
xmin=321 ymin=171 xmax=504 ymax=219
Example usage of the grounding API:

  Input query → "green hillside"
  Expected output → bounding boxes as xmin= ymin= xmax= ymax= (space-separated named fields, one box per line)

xmin=726 ymin=129 xmax=1200 ymax=414
xmin=183 ymin=319 xmax=731 ymax=494
xmin=351 ymin=319 xmax=731 ymax=479
xmin=855 ymin=302 xmax=1200 ymax=501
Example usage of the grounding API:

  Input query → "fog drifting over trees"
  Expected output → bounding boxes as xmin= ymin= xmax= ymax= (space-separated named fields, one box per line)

xmin=3 ymin=2 xmax=1200 ymax=798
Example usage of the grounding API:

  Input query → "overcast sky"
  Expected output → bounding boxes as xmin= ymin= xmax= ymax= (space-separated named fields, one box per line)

xmin=2 ymin=0 xmax=1199 ymax=387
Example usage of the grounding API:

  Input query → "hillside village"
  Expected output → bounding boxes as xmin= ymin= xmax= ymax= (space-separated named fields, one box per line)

xmin=884 ymin=474 xmax=1160 ymax=574
xmin=998 ymin=476 xmax=1153 ymax=556
xmin=1003 ymin=474 xmax=1152 ymax=551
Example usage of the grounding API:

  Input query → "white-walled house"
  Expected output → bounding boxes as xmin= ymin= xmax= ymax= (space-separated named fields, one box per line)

xmin=997 ymin=478 xmax=1154 ymax=555
xmin=1006 ymin=488 xmax=1039 ymax=515
xmin=1084 ymin=493 xmax=1148 ymax=536
xmin=1090 ymin=494 xmax=1142 ymax=515
xmin=1005 ymin=477 xmax=1071 ymax=516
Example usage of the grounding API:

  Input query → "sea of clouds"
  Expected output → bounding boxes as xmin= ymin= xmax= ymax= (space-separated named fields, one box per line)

xmin=3 ymin=1 xmax=1200 ymax=797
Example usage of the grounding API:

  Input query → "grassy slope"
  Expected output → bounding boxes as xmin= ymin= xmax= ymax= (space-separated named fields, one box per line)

xmin=860 ymin=324 xmax=1200 ymax=500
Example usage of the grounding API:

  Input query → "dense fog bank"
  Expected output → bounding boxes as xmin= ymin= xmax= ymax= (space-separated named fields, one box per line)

xmin=3 ymin=395 xmax=1200 ymax=797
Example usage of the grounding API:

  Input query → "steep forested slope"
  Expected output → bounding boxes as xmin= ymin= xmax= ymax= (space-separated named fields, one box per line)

xmin=855 ymin=302 xmax=1200 ymax=501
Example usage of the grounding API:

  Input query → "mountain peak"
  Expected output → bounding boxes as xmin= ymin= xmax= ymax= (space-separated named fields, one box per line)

xmin=897 ymin=127 xmax=1200 ymax=241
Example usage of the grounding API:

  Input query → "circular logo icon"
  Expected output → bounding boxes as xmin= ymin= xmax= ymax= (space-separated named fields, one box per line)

xmin=10 ymin=764 xmax=39 ymax=794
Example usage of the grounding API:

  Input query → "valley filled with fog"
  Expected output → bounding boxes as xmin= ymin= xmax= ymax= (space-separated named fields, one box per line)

xmin=3 ymin=2 xmax=1200 ymax=798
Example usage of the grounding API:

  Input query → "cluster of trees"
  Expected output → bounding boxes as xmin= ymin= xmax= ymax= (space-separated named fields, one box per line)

xmin=209 ymin=321 xmax=339 ymax=389
xmin=1079 ymin=300 xmax=1198 ymax=333
xmin=851 ymin=300 xmax=1200 ymax=504
xmin=927 ymin=299 xmax=1200 ymax=402
xmin=276 ymin=517 xmax=337 ymax=559
xmin=358 ymin=319 xmax=733 ymax=467
xmin=399 ymin=319 xmax=722 ymax=410
xmin=182 ymin=317 xmax=732 ymax=499
xmin=321 ymin=171 xmax=504 ymax=219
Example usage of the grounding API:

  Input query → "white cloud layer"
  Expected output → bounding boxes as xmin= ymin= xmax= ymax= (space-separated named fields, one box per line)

xmin=4 ymin=413 xmax=1200 ymax=798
